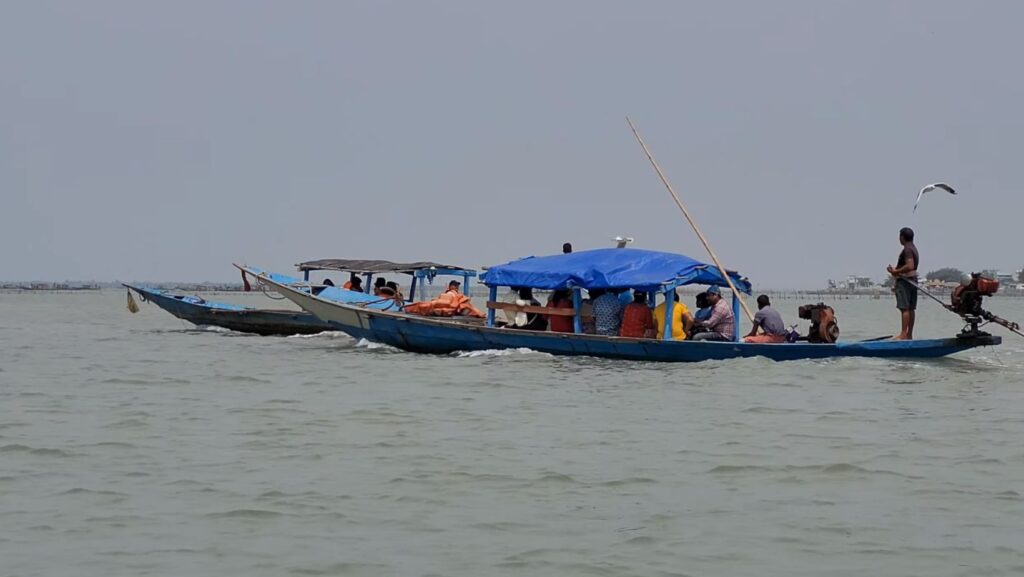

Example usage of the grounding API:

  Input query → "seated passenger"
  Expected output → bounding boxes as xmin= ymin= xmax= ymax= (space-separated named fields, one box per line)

xmin=620 ymin=292 xmax=655 ymax=338
xmin=743 ymin=295 xmax=788 ymax=343
xmin=593 ymin=288 xmax=625 ymax=336
xmin=653 ymin=290 xmax=693 ymax=341
xmin=373 ymin=277 xmax=387 ymax=296
xmin=580 ymin=291 xmax=597 ymax=334
xmin=343 ymin=273 xmax=363 ymax=293
xmin=385 ymin=281 xmax=404 ymax=300
xmin=312 ymin=278 xmax=334 ymax=296
xmin=693 ymin=292 xmax=712 ymax=323
xmin=509 ymin=287 xmax=547 ymax=331
xmin=403 ymin=279 xmax=484 ymax=318
xmin=691 ymin=286 xmax=735 ymax=341
xmin=546 ymin=289 xmax=575 ymax=333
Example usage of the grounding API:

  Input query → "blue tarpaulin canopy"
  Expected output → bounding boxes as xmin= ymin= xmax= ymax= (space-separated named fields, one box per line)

xmin=481 ymin=248 xmax=751 ymax=293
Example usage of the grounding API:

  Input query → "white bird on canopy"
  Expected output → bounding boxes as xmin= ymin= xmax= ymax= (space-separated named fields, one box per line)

xmin=612 ymin=236 xmax=634 ymax=248
xmin=913 ymin=183 xmax=956 ymax=212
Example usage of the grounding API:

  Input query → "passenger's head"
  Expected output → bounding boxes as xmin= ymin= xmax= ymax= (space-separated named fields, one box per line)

xmin=633 ymin=291 xmax=647 ymax=305
xmin=695 ymin=292 xmax=708 ymax=309
xmin=448 ymin=280 xmax=461 ymax=291
xmin=706 ymin=286 xmax=722 ymax=303
xmin=322 ymin=278 xmax=334 ymax=287
xmin=374 ymin=277 xmax=387 ymax=289
xmin=899 ymin=227 xmax=914 ymax=244
xmin=757 ymin=294 xmax=770 ymax=309
xmin=350 ymin=275 xmax=363 ymax=290
xmin=562 ymin=242 xmax=573 ymax=254
xmin=552 ymin=289 xmax=570 ymax=302
xmin=588 ymin=288 xmax=605 ymax=299
xmin=386 ymin=281 xmax=400 ymax=292
xmin=517 ymin=287 xmax=533 ymax=299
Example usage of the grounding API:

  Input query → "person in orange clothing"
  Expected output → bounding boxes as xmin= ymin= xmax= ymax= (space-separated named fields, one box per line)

xmin=620 ymin=291 xmax=655 ymax=338
xmin=546 ymin=289 xmax=575 ymax=333
xmin=404 ymin=280 xmax=485 ymax=318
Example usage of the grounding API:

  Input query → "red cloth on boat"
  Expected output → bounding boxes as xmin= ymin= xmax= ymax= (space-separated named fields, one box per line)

xmin=620 ymin=303 xmax=655 ymax=338
xmin=546 ymin=299 xmax=575 ymax=333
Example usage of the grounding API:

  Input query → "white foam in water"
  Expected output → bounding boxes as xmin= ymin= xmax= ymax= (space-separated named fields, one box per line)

xmin=195 ymin=325 xmax=233 ymax=333
xmin=453 ymin=347 xmax=552 ymax=359
xmin=286 ymin=331 xmax=352 ymax=340
xmin=355 ymin=338 xmax=399 ymax=351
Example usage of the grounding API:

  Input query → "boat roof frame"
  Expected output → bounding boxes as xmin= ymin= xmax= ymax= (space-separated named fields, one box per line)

xmin=296 ymin=259 xmax=477 ymax=278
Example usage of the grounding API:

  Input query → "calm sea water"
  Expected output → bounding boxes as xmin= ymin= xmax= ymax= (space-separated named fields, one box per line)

xmin=2 ymin=290 xmax=1024 ymax=577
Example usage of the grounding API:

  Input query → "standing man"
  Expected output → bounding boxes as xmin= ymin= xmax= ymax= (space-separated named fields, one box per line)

xmin=562 ymin=242 xmax=573 ymax=254
xmin=887 ymin=227 xmax=919 ymax=340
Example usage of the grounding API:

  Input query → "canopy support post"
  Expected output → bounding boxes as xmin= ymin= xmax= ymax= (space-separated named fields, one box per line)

xmin=409 ymin=276 xmax=418 ymax=301
xmin=663 ymin=286 xmax=675 ymax=341
xmin=486 ymin=286 xmax=497 ymax=327
xmin=303 ymin=270 xmax=310 ymax=282
xmin=464 ymin=274 xmax=471 ymax=296
xmin=572 ymin=288 xmax=583 ymax=334
xmin=732 ymin=291 xmax=741 ymax=342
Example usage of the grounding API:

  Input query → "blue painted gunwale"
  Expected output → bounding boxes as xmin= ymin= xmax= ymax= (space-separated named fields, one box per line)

xmin=257 ymin=275 xmax=1002 ymax=362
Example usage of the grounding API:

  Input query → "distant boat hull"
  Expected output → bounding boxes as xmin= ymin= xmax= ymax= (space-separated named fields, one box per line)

xmin=124 ymin=284 xmax=333 ymax=336
xmin=258 ymin=275 xmax=1002 ymax=362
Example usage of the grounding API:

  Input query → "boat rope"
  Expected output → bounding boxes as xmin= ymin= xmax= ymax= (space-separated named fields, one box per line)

xmin=255 ymin=278 xmax=288 ymax=300
xmin=354 ymin=297 xmax=404 ymax=311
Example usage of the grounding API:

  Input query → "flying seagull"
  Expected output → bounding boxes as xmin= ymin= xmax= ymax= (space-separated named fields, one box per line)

xmin=913 ymin=183 xmax=956 ymax=212
xmin=613 ymin=236 xmax=634 ymax=248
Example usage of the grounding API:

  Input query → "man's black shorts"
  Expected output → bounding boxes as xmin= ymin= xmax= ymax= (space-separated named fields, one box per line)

xmin=895 ymin=278 xmax=918 ymax=311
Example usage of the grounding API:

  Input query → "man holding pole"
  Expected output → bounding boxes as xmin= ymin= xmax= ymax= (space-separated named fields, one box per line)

xmin=887 ymin=227 xmax=919 ymax=340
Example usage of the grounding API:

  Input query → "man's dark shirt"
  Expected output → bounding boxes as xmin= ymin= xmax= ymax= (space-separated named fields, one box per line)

xmin=898 ymin=242 xmax=919 ymax=279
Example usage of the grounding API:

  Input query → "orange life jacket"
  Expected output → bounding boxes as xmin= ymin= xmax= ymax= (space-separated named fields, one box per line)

xmin=405 ymin=290 xmax=484 ymax=318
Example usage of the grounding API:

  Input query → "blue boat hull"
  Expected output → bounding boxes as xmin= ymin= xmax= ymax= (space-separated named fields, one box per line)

xmin=260 ymin=276 xmax=1002 ymax=362
xmin=124 ymin=284 xmax=333 ymax=336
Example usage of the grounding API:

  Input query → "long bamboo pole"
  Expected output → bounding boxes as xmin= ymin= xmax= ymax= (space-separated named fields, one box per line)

xmin=626 ymin=116 xmax=755 ymax=323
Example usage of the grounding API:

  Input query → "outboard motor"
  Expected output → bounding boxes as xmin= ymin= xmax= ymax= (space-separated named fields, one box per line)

xmin=949 ymin=273 xmax=1019 ymax=337
xmin=950 ymin=273 xmax=999 ymax=317
xmin=798 ymin=303 xmax=840 ymax=343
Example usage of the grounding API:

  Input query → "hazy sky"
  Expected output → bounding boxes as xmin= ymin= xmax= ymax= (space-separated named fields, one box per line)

xmin=3 ymin=1 xmax=1022 ymax=288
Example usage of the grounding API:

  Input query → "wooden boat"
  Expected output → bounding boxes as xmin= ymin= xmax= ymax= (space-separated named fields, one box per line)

xmin=290 ymin=258 xmax=479 ymax=302
xmin=123 ymin=268 xmax=337 ymax=336
xmin=251 ymin=248 xmax=1001 ymax=361
xmin=140 ymin=259 xmax=474 ymax=336
xmin=122 ymin=264 xmax=379 ymax=336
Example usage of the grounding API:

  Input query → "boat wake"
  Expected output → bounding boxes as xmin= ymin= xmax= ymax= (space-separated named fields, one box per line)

xmin=354 ymin=338 xmax=400 ymax=351
xmin=191 ymin=325 xmax=236 ymax=334
xmin=452 ymin=348 xmax=552 ymax=359
xmin=285 ymin=331 xmax=352 ymax=340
